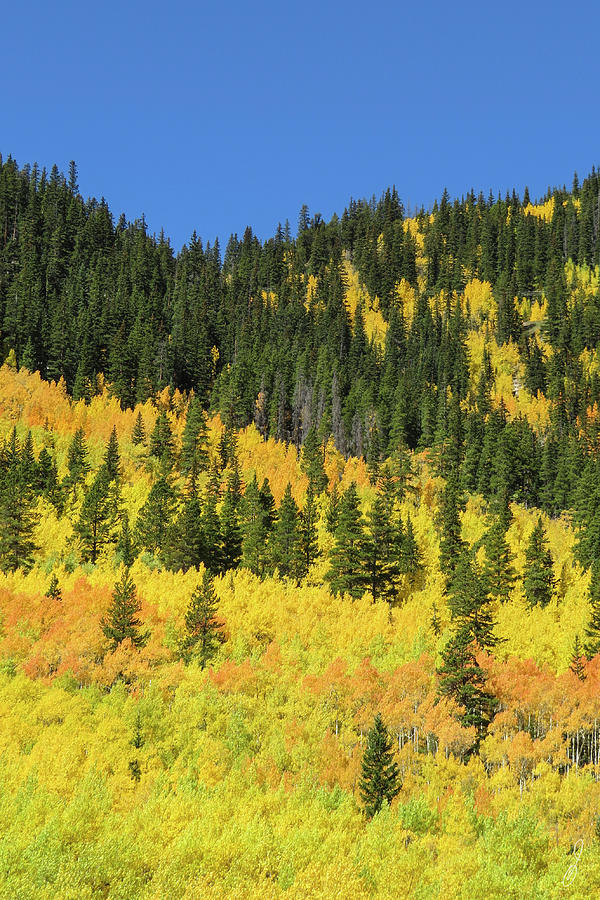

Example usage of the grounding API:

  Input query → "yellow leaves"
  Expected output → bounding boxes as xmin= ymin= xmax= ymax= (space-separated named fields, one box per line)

xmin=524 ymin=197 xmax=555 ymax=223
xmin=342 ymin=261 xmax=387 ymax=348
xmin=463 ymin=278 xmax=495 ymax=321
xmin=394 ymin=278 xmax=417 ymax=324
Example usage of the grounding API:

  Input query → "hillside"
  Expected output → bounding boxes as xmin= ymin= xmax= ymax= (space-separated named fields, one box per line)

xmin=1 ymin=157 xmax=600 ymax=896
xmin=0 ymin=364 xmax=597 ymax=897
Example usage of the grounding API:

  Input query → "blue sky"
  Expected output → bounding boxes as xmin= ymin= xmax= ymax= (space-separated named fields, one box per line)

xmin=4 ymin=0 xmax=599 ymax=250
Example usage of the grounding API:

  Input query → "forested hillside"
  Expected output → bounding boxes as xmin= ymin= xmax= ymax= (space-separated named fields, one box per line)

xmin=1 ymin=155 xmax=600 ymax=897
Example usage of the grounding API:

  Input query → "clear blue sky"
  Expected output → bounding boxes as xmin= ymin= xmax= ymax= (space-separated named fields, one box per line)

xmin=4 ymin=0 xmax=599 ymax=250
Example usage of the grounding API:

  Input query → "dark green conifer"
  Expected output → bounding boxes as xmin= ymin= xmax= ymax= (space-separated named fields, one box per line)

xmin=45 ymin=573 xmax=62 ymax=602
xmin=523 ymin=516 xmax=555 ymax=608
xmin=569 ymin=634 xmax=586 ymax=681
xmin=75 ymin=469 xmax=117 ymax=563
xmin=584 ymin=561 xmax=600 ymax=660
xmin=132 ymin=411 xmax=146 ymax=446
xmin=220 ymin=466 xmax=242 ymax=572
xmin=240 ymin=474 xmax=267 ymax=575
xmin=269 ymin=483 xmax=300 ymax=578
xmin=181 ymin=396 xmax=209 ymax=475
xmin=116 ymin=513 xmax=135 ymax=568
xmin=149 ymin=410 xmax=174 ymax=469
xmin=65 ymin=427 xmax=89 ymax=487
xmin=179 ymin=570 xmax=225 ymax=667
xmin=300 ymin=426 xmax=328 ymax=495
xmin=101 ymin=569 xmax=149 ymax=651
xmin=103 ymin=425 xmax=121 ymax=482
xmin=135 ymin=476 xmax=178 ymax=556
xmin=481 ymin=516 xmax=515 ymax=602
xmin=298 ymin=485 xmax=319 ymax=577
xmin=325 ymin=482 xmax=366 ymax=599
xmin=359 ymin=713 xmax=401 ymax=818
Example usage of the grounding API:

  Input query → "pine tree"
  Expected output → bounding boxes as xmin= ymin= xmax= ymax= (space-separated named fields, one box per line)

xmin=240 ymin=474 xmax=267 ymax=575
xmin=584 ymin=561 xmax=600 ymax=660
xmin=179 ymin=570 xmax=225 ymax=667
xmin=149 ymin=410 xmax=174 ymax=469
xmin=269 ymin=483 xmax=301 ymax=578
xmin=523 ymin=516 xmax=555 ymax=608
xmin=0 ymin=476 xmax=38 ymax=572
xmin=431 ymin=602 xmax=441 ymax=636
xmin=361 ymin=474 xmax=403 ymax=602
xmin=259 ymin=477 xmax=276 ymax=532
xmin=116 ymin=513 xmax=135 ymax=568
xmin=101 ymin=569 xmax=149 ymax=651
xmin=447 ymin=550 xmax=499 ymax=652
xmin=437 ymin=549 xmax=498 ymax=746
xmin=181 ymin=396 xmax=209 ymax=475
xmin=75 ymin=469 xmax=117 ymax=563
xmin=325 ymin=480 xmax=341 ymax=534
xmin=437 ymin=626 xmax=495 ymax=743
xmin=65 ymin=427 xmax=89 ymax=488
xmin=200 ymin=471 xmax=223 ymax=573
xmin=399 ymin=513 xmax=423 ymax=580
xmin=359 ymin=713 xmax=401 ymax=818
xmin=103 ymin=425 xmax=121 ymax=482
xmin=132 ymin=411 xmax=146 ymax=446
xmin=297 ymin=485 xmax=319 ymax=577
xmin=19 ymin=431 xmax=37 ymax=490
xmin=481 ymin=516 xmax=515 ymax=602
xmin=569 ymin=634 xmax=586 ymax=681
xmin=325 ymin=482 xmax=366 ymax=599
xmin=220 ymin=465 xmax=242 ymax=572
xmin=45 ymin=573 xmax=62 ymax=602
xmin=438 ymin=474 xmax=465 ymax=577
xmin=135 ymin=476 xmax=178 ymax=556
xmin=164 ymin=487 xmax=206 ymax=573
xmin=300 ymin=426 xmax=328 ymax=495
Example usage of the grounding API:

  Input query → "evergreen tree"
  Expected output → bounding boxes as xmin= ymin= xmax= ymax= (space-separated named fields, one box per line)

xmin=297 ymin=484 xmax=319 ymax=577
xmin=149 ymin=410 xmax=174 ymax=469
xmin=325 ymin=482 xmax=366 ymax=599
xmin=0 ymin=475 xmax=38 ymax=572
xmin=200 ymin=472 xmax=223 ymax=573
xmin=447 ymin=550 xmax=499 ymax=652
xmin=65 ymin=427 xmax=89 ymax=488
xmin=584 ymin=561 xmax=600 ymax=660
xmin=437 ymin=626 xmax=495 ymax=744
xmin=359 ymin=713 xmax=401 ymax=818
xmin=135 ymin=476 xmax=178 ymax=556
xmin=438 ymin=475 xmax=465 ymax=577
xmin=523 ymin=516 xmax=555 ymax=608
xmin=45 ymin=573 xmax=62 ymax=602
xmin=164 ymin=487 xmax=206 ymax=573
xmin=361 ymin=473 xmax=403 ymax=602
xmin=101 ymin=569 xmax=149 ymax=651
xmin=399 ymin=513 xmax=423 ymax=581
xmin=481 ymin=516 xmax=515 ymax=602
xmin=116 ymin=512 xmax=135 ymax=568
xmin=220 ymin=466 xmax=242 ymax=572
xmin=269 ymin=483 xmax=300 ymax=578
xmin=325 ymin=480 xmax=341 ymax=534
xmin=179 ymin=570 xmax=225 ymax=667
xmin=75 ymin=468 xmax=117 ymax=563
xmin=300 ymin=426 xmax=328 ymax=495
xmin=103 ymin=425 xmax=121 ymax=482
xmin=181 ymin=396 xmax=209 ymax=475
xmin=132 ymin=411 xmax=146 ymax=446
xmin=431 ymin=602 xmax=441 ymax=636
xmin=240 ymin=474 xmax=267 ymax=575
xmin=569 ymin=634 xmax=586 ymax=681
